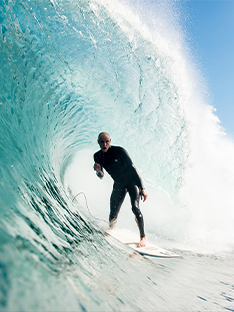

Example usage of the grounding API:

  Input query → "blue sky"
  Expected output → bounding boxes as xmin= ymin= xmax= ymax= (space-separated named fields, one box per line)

xmin=183 ymin=0 xmax=234 ymax=138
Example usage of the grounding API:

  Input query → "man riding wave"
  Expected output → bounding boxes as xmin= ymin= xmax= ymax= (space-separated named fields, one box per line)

xmin=93 ymin=132 xmax=147 ymax=247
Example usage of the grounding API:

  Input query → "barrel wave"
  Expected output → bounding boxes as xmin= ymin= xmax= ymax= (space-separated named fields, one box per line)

xmin=1 ymin=0 xmax=234 ymax=311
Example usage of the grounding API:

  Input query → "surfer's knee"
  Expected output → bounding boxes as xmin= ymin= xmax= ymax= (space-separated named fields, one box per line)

xmin=132 ymin=205 xmax=142 ymax=218
xmin=134 ymin=212 xmax=144 ymax=225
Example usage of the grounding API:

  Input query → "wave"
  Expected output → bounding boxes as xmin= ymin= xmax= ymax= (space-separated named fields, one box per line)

xmin=1 ymin=0 xmax=234 ymax=310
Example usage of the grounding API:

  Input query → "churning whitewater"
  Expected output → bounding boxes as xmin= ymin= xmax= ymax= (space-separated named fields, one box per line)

xmin=1 ymin=0 xmax=234 ymax=311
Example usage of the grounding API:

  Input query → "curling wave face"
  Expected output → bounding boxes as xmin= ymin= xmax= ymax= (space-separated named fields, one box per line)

xmin=1 ymin=0 xmax=234 ymax=310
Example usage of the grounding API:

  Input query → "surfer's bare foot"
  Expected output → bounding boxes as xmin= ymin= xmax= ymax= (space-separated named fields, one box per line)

xmin=137 ymin=237 xmax=146 ymax=248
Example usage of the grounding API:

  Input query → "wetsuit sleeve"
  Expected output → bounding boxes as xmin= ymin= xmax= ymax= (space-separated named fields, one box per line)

xmin=94 ymin=153 xmax=104 ymax=179
xmin=120 ymin=148 xmax=144 ymax=191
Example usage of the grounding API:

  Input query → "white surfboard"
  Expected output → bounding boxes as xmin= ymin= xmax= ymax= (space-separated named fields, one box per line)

xmin=125 ymin=242 xmax=180 ymax=257
xmin=105 ymin=229 xmax=181 ymax=258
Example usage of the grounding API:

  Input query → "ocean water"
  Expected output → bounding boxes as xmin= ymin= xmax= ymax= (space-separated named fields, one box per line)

xmin=1 ymin=0 xmax=234 ymax=311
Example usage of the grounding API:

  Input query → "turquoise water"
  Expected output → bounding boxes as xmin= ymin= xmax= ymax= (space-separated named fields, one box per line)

xmin=1 ymin=0 xmax=234 ymax=311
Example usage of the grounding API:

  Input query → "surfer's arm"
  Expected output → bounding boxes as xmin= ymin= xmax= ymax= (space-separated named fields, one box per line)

xmin=120 ymin=148 xmax=145 ymax=191
xmin=120 ymin=148 xmax=147 ymax=201
xmin=94 ymin=162 xmax=104 ymax=179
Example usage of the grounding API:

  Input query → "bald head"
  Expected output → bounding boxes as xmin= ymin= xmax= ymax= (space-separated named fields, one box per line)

xmin=98 ymin=132 xmax=110 ymax=141
xmin=98 ymin=132 xmax=111 ymax=153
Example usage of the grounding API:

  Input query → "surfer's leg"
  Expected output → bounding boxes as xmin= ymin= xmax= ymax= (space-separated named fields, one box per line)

xmin=109 ymin=184 xmax=127 ymax=228
xmin=127 ymin=184 xmax=146 ymax=245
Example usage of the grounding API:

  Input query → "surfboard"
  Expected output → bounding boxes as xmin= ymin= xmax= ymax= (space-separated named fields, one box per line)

xmin=105 ymin=229 xmax=181 ymax=258
xmin=125 ymin=242 xmax=180 ymax=258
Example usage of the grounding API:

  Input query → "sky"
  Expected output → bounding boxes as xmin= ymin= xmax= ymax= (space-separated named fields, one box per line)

xmin=183 ymin=0 xmax=234 ymax=138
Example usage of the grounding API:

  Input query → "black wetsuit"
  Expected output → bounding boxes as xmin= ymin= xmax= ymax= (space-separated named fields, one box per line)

xmin=94 ymin=145 xmax=145 ymax=238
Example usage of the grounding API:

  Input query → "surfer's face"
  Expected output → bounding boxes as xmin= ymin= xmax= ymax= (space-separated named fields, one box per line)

xmin=98 ymin=134 xmax=111 ymax=153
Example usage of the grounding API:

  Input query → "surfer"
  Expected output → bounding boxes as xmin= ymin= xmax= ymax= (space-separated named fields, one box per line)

xmin=93 ymin=132 xmax=148 ymax=247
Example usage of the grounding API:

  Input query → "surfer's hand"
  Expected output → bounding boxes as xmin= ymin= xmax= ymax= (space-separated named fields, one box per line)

xmin=94 ymin=162 xmax=101 ymax=172
xmin=140 ymin=189 xmax=147 ymax=202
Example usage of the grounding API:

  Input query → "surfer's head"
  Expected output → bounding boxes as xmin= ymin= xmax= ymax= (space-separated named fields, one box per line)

xmin=98 ymin=132 xmax=111 ymax=153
